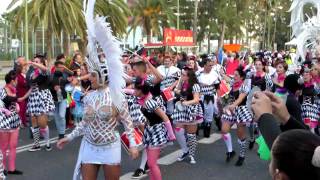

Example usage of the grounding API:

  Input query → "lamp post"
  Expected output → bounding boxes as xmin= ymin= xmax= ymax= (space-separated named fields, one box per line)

xmin=177 ymin=0 xmax=179 ymax=29
xmin=24 ymin=0 xmax=28 ymax=59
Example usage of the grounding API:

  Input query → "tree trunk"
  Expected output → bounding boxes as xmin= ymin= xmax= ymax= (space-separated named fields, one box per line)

xmin=78 ymin=39 xmax=87 ymax=57
xmin=63 ymin=32 xmax=70 ymax=56
xmin=207 ymin=31 xmax=211 ymax=54
xmin=262 ymin=8 xmax=268 ymax=50
xmin=46 ymin=29 xmax=52 ymax=64
xmin=218 ymin=20 xmax=226 ymax=50
xmin=147 ymin=34 xmax=152 ymax=43
xmin=193 ymin=0 xmax=198 ymax=44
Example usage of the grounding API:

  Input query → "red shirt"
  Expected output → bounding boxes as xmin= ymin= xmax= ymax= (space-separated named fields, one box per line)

xmin=16 ymin=73 xmax=29 ymax=98
xmin=226 ymin=59 xmax=239 ymax=76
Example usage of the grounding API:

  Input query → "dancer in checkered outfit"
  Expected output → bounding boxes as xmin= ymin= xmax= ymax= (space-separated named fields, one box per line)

xmin=0 ymin=71 xmax=23 ymax=176
xmin=133 ymin=77 xmax=175 ymax=180
xmin=197 ymin=58 xmax=220 ymax=138
xmin=126 ymin=93 xmax=151 ymax=178
xmin=220 ymin=66 xmax=252 ymax=166
xmin=300 ymin=64 xmax=320 ymax=134
xmin=128 ymin=60 xmax=167 ymax=178
xmin=20 ymin=54 xmax=55 ymax=152
xmin=157 ymin=55 xmax=181 ymax=118
xmin=310 ymin=63 xmax=320 ymax=135
xmin=246 ymin=58 xmax=273 ymax=149
xmin=130 ymin=60 xmax=165 ymax=107
xmin=173 ymin=67 xmax=203 ymax=164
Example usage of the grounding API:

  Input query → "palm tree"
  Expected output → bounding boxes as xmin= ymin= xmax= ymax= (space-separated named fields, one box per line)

xmin=130 ymin=0 xmax=175 ymax=43
xmin=6 ymin=0 xmax=130 ymax=60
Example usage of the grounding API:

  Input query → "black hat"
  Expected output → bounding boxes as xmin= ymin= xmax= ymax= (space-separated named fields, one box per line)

xmin=284 ymin=74 xmax=304 ymax=93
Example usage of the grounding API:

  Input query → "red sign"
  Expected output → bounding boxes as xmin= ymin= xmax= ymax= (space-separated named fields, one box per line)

xmin=163 ymin=28 xmax=194 ymax=46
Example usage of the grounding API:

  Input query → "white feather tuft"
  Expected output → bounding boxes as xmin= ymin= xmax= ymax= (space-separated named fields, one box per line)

xmin=83 ymin=0 xmax=125 ymax=110
xmin=289 ymin=0 xmax=320 ymax=62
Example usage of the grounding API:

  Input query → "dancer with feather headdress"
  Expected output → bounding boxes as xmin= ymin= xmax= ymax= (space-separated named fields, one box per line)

xmin=56 ymin=0 xmax=139 ymax=179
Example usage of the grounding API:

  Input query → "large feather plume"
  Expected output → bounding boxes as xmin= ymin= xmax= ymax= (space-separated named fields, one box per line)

xmin=83 ymin=0 xmax=126 ymax=110
xmin=289 ymin=0 xmax=320 ymax=38
xmin=289 ymin=0 xmax=320 ymax=62
xmin=295 ymin=17 xmax=320 ymax=61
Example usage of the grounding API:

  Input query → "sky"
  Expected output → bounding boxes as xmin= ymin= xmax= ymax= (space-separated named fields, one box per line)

xmin=0 ymin=0 xmax=21 ymax=17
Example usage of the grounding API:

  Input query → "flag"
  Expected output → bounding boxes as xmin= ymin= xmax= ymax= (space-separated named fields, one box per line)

xmin=218 ymin=48 xmax=224 ymax=64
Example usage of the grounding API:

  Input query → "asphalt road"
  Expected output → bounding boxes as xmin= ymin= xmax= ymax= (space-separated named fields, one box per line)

xmin=5 ymin=121 xmax=271 ymax=180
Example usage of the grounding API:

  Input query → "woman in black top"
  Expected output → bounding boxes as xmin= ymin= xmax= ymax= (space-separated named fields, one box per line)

xmin=134 ymin=77 xmax=175 ymax=180
xmin=172 ymin=68 xmax=203 ymax=164
xmin=299 ymin=64 xmax=319 ymax=133
xmin=0 ymin=71 xmax=23 ymax=175
xmin=19 ymin=55 xmax=55 ymax=152
xmin=220 ymin=66 xmax=252 ymax=166
xmin=247 ymin=58 xmax=273 ymax=149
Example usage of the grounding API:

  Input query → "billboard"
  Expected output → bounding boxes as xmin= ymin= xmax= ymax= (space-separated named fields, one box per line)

xmin=163 ymin=28 xmax=194 ymax=46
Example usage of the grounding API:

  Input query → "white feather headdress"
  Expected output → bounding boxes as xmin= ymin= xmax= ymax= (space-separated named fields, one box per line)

xmin=289 ymin=0 xmax=320 ymax=62
xmin=83 ymin=0 xmax=126 ymax=110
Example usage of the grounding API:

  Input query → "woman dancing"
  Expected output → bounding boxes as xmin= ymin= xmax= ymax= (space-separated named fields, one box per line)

xmin=247 ymin=58 xmax=273 ymax=149
xmin=133 ymin=77 xmax=175 ymax=180
xmin=0 ymin=71 xmax=23 ymax=175
xmin=57 ymin=1 xmax=139 ymax=179
xmin=220 ymin=66 xmax=252 ymax=166
xmin=19 ymin=54 xmax=55 ymax=152
xmin=173 ymin=67 xmax=203 ymax=164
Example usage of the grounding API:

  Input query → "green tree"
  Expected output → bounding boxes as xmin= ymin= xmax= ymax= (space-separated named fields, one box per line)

xmin=130 ymin=0 xmax=175 ymax=43
xmin=6 ymin=0 xmax=130 ymax=60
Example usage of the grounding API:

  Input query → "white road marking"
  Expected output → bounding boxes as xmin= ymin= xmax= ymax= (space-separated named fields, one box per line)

xmin=17 ymin=137 xmax=59 ymax=153
xmin=119 ymin=172 xmax=134 ymax=180
xmin=158 ymin=150 xmax=182 ymax=165
xmin=198 ymin=133 xmax=221 ymax=144
xmin=119 ymin=133 xmax=222 ymax=179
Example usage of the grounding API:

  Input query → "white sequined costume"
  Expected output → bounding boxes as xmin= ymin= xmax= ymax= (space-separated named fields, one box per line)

xmin=66 ymin=88 xmax=136 ymax=180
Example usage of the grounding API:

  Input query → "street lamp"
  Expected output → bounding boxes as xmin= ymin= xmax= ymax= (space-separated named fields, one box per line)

xmin=24 ymin=0 xmax=28 ymax=60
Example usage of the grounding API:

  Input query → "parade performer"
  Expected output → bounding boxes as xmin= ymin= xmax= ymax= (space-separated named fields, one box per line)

xmin=300 ymin=63 xmax=319 ymax=133
xmin=56 ymin=0 xmax=139 ymax=179
xmin=127 ymin=92 xmax=149 ymax=178
xmin=220 ymin=66 xmax=252 ymax=166
xmin=197 ymin=58 xmax=220 ymax=137
xmin=132 ymin=77 xmax=175 ymax=180
xmin=156 ymin=55 xmax=180 ymax=118
xmin=173 ymin=67 xmax=203 ymax=164
xmin=19 ymin=54 xmax=55 ymax=152
xmin=124 ymin=86 xmax=149 ymax=178
xmin=0 ymin=71 xmax=23 ymax=175
xmin=128 ymin=58 xmax=164 ymax=178
xmin=272 ymin=60 xmax=288 ymax=96
xmin=246 ymin=58 xmax=273 ymax=149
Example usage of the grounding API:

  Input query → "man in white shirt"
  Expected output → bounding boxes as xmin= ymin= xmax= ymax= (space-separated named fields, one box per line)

xmin=197 ymin=58 xmax=220 ymax=137
xmin=157 ymin=55 xmax=181 ymax=117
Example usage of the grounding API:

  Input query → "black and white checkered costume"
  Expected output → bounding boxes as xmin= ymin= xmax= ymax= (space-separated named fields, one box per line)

xmin=132 ymin=74 xmax=165 ymax=107
xmin=221 ymin=81 xmax=252 ymax=124
xmin=27 ymin=86 xmax=55 ymax=116
xmin=246 ymin=72 xmax=273 ymax=91
xmin=0 ymin=88 xmax=21 ymax=130
xmin=197 ymin=71 xmax=220 ymax=96
xmin=0 ymin=151 xmax=4 ymax=180
xmin=157 ymin=65 xmax=181 ymax=90
xmin=172 ymin=84 xmax=203 ymax=124
xmin=301 ymin=97 xmax=319 ymax=122
xmin=142 ymin=99 xmax=169 ymax=148
xmin=126 ymin=94 xmax=146 ymax=126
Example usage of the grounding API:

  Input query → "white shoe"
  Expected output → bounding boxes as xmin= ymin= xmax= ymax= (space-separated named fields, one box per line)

xmin=189 ymin=156 xmax=196 ymax=164
xmin=177 ymin=152 xmax=189 ymax=161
